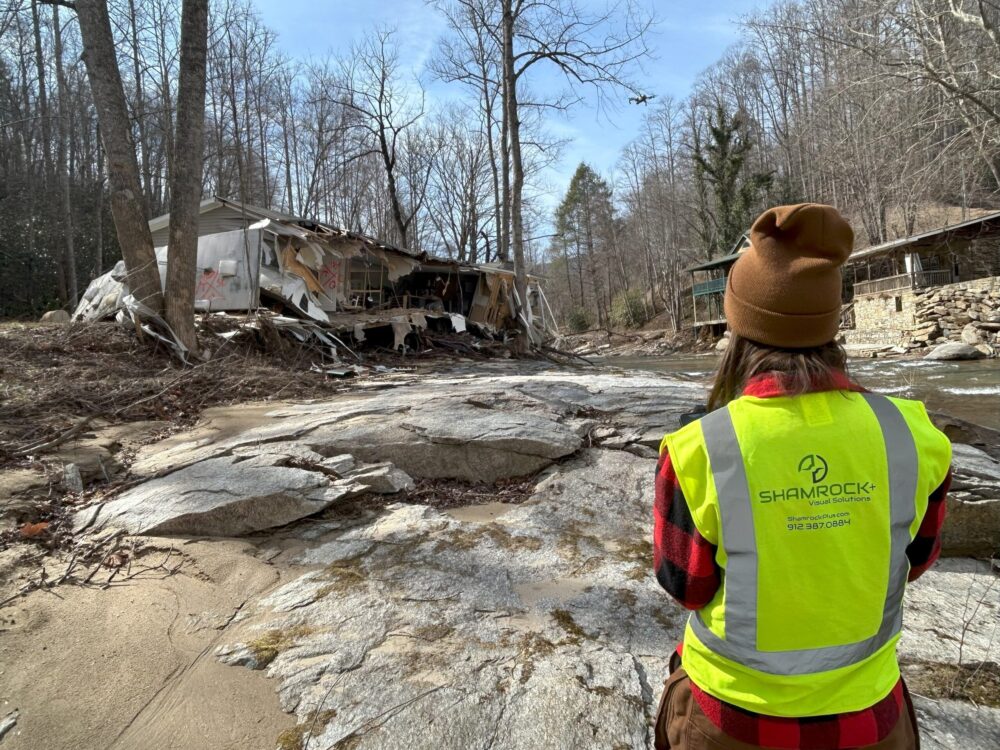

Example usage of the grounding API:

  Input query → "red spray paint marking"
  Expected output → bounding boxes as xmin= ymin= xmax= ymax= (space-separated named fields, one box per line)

xmin=319 ymin=261 xmax=340 ymax=289
xmin=196 ymin=269 xmax=226 ymax=300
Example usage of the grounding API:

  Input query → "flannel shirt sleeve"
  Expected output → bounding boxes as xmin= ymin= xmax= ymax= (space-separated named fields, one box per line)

xmin=906 ymin=469 xmax=951 ymax=582
xmin=653 ymin=447 xmax=721 ymax=609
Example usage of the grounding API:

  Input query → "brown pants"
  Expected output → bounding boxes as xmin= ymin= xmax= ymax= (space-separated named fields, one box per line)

xmin=654 ymin=668 xmax=920 ymax=750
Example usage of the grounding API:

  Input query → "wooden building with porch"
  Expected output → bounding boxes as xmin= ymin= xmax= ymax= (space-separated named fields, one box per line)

xmin=843 ymin=210 xmax=1000 ymax=346
xmin=688 ymin=235 xmax=750 ymax=334
xmin=846 ymin=211 xmax=1000 ymax=298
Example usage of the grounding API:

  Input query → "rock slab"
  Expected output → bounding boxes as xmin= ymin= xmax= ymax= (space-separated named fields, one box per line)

xmin=924 ymin=342 xmax=987 ymax=361
xmin=945 ymin=444 xmax=1000 ymax=556
xmin=74 ymin=453 xmax=363 ymax=536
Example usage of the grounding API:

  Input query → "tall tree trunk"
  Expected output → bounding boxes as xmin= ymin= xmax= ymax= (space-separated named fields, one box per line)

xmin=52 ymin=4 xmax=78 ymax=308
xmin=30 ymin=0 xmax=51 ymax=181
xmin=280 ymin=93 xmax=295 ymax=214
xmin=502 ymin=0 xmax=529 ymax=342
xmin=75 ymin=0 xmax=164 ymax=313
xmin=164 ymin=0 xmax=209 ymax=354
xmin=126 ymin=0 xmax=151 ymax=206
xmin=474 ymin=33 xmax=504 ymax=264
xmin=157 ymin=10 xmax=175 ymax=210
xmin=499 ymin=76 xmax=511 ymax=263
xmin=379 ymin=128 xmax=408 ymax=247
xmin=31 ymin=0 xmax=63 ymax=303
xmin=95 ymin=130 xmax=104 ymax=276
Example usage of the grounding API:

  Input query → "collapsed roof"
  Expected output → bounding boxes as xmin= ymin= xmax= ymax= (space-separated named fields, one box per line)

xmin=74 ymin=196 xmax=556 ymax=351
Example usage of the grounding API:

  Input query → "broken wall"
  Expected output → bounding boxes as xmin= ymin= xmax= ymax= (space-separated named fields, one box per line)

xmin=153 ymin=228 xmax=263 ymax=312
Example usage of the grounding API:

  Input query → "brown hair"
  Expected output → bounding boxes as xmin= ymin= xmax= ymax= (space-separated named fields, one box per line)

xmin=707 ymin=334 xmax=849 ymax=411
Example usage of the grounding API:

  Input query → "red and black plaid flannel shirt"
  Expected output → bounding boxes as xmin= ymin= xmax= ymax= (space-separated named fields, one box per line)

xmin=653 ymin=371 xmax=952 ymax=749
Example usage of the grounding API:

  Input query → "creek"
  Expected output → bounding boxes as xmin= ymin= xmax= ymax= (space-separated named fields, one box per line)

xmin=601 ymin=354 xmax=1000 ymax=430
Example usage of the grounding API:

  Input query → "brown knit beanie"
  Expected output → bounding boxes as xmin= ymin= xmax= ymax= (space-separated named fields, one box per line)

xmin=724 ymin=203 xmax=854 ymax=348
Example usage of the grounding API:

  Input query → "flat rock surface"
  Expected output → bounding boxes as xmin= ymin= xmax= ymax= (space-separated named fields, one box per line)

xmin=914 ymin=698 xmax=1000 ymax=750
xmin=61 ymin=365 xmax=1000 ymax=748
xmin=216 ymin=449 xmax=674 ymax=750
xmin=78 ymin=366 xmax=704 ymax=537
xmin=945 ymin=444 xmax=1000 ymax=556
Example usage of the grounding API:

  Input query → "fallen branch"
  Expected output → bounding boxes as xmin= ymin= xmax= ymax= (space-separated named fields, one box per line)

xmin=12 ymin=417 xmax=93 ymax=458
xmin=541 ymin=343 xmax=595 ymax=366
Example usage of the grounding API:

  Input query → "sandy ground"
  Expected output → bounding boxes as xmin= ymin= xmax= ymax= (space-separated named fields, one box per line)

xmin=0 ymin=538 xmax=294 ymax=750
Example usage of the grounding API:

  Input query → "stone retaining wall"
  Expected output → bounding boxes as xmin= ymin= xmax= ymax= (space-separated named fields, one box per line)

xmin=845 ymin=276 xmax=1000 ymax=354
xmin=847 ymin=292 xmax=917 ymax=347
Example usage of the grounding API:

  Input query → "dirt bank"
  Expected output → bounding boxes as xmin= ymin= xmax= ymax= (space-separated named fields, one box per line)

xmin=558 ymin=327 xmax=710 ymax=358
xmin=0 ymin=537 xmax=293 ymax=750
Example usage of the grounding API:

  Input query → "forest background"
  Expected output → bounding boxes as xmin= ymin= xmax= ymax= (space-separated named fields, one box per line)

xmin=1 ymin=0 xmax=999 ymax=334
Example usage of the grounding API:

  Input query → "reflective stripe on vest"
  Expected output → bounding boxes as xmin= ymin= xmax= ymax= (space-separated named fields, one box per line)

xmin=687 ymin=393 xmax=918 ymax=676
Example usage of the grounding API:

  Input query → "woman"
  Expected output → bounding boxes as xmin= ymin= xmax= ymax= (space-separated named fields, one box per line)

xmin=653 ymin=204 xmax=952 ymax=750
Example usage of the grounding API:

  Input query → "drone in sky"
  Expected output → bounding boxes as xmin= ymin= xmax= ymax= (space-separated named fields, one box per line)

xmin=628 ymin=93 xmax=656 ymax=105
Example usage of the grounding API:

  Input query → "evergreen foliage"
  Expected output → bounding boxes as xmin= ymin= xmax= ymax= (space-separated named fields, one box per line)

xmin=565 ymin=308 xmax=592 ymax=333
xmin=610 ymin=289 xmax=648 ymax=329
xmin=692 ymin=104 xmax=774 ymax=259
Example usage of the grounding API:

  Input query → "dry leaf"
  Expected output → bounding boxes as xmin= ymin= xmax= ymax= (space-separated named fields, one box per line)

xmin=19 ymin=521 xmax=49 ymax=538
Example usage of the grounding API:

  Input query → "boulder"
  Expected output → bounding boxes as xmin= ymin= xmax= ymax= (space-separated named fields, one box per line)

xmin=943 ymin=444 xmax=1000 ymax=556
xmin=911 ymin=323 xmax=941 ymax=342
xmin=73 ymin=452 xmax=364 ymax=536
xmin=924 ymin=343 xmax=986 ymax=361
xmin=40 ymin=309 xmax=70 ymax=323
xmin=715 ymin=336 xmax=730 ymax=352
xmin=321 ymin=454 xmax=356 ymax=474
xmin=346 ymin=462 xmax=415 ymax=494
xmin=901 ymin=558 xmax=998 ymax=665
xmin=305 ymin=405 xmax=584 ymax=483
xmin=952 ymin=439 xmax=1000 ymax=481
xmin=961 ymin=323 xmax=983 ymax=345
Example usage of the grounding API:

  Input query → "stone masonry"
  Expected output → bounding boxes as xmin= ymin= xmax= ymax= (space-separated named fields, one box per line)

xmin=846 ymin=276 xmax=1000 ymax=355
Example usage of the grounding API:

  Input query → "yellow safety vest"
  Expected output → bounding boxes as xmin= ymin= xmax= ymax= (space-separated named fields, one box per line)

xmin=662 ymin=390 xmax=951 ymax=717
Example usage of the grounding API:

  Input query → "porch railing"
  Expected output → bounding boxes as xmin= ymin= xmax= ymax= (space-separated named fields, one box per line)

xmin=693 ymin=277 xmax=726 ymax=297
xmin=853 ymin=269 xmax=953 ymax=297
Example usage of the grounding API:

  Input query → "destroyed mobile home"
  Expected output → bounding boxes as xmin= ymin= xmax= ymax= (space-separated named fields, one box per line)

xmin=74 ymin=196 xmax=557 ymax=359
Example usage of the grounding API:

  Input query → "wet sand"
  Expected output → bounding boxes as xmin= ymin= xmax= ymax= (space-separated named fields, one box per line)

xmin=0 ymin=539 xmax=294 ymax=750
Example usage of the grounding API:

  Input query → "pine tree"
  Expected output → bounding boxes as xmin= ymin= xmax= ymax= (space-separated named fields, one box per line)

xmin=552 ymin=163 xmax=617 ymax=327
xmin=692 ymin=104 xmax=773 ymax=258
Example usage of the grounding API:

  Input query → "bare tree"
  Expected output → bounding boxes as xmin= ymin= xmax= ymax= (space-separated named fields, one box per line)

xmin=500 ymin=0 xmax=651 ymax=333
xmin=338 ymin=28 xmax=425 ymax=248
xmin=51 ymin=0 xmax=164 ymax=313
xmin=163 ymin=0 xmax=209 ymax=353
xmin=431 ymin=0 xmax=509 ymax=260
xmin=51 ymin=3 xmax=78 ymax=307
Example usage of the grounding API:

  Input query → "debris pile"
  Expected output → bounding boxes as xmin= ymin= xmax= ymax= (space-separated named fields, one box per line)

xmin=72 ymin=196 xmax=559 ymax=362
xmin=559 ymin=328 xmax=702 ymax=358
xmin=896 ymin=284 xmax=1000 ymax=358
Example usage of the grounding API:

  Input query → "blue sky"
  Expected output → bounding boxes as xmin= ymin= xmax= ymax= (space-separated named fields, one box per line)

xmin=254 ymin=0 xmax=762 ymax=202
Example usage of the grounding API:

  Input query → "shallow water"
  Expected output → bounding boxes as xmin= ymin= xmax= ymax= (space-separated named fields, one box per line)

xmin=601 ymin=354 xmax=1000 ymax=430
